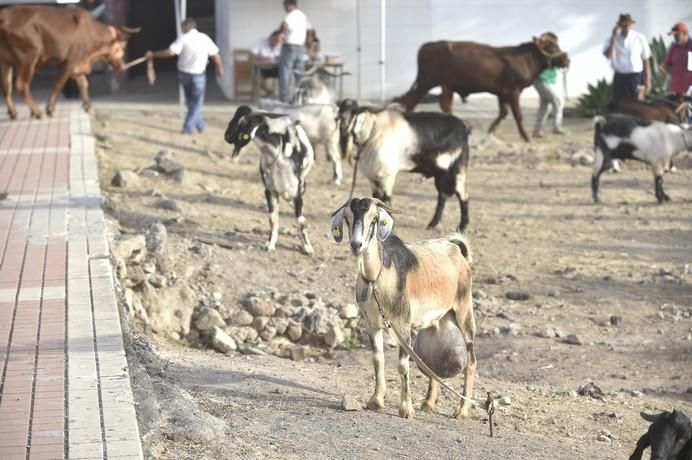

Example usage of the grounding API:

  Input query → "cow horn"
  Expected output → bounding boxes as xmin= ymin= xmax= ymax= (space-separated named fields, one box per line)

xmin=640 ymin=412 xmax=663 ymax=423
xmin=119 ymin=26 xmax=142 ymax=34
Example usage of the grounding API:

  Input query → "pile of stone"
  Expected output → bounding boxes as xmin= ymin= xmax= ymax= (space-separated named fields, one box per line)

xmin=112 ymin=221 xmax=364 ymax=360
xmin=189 ymin=290 xmax=362 ymax=359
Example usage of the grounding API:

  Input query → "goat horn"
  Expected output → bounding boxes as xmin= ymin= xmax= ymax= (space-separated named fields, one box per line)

xmin=640 ymin=412 xmax=663 ymax=423
xmin=294 ymin=65 xmax=321 ymax=77
xmin=370 ymin=198 xmax=397 ymax=214
xmin=119 ymin=26 xmax=142 ymax=34
xmin=318 ymin=69 xmax=352 ymax=78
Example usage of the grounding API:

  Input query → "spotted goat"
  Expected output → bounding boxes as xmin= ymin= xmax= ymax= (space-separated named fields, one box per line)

xmin=337 ymin=99 xmax=472 ymax=231
xmin=592 ymin=114 xmax=692 ymax=203
xmin=224 ymin=105 xmax=314 ymax=255
xmin=331 ymin=197 xmax=477 ymax=419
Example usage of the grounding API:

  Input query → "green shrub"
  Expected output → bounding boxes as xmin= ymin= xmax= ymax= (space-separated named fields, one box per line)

xmin=576 ymin=78 xmax=613 ymax=117
xmin=649 ymin=35 xmax=670 ymax=96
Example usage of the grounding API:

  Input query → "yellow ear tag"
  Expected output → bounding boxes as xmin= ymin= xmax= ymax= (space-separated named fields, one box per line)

xmin=382 ymin=219 xmax=389 ymax=226
xmin=242 ymin=133 xmax=250 ymax=140
xmin=332 ymin=227 xmax=341 ymax=238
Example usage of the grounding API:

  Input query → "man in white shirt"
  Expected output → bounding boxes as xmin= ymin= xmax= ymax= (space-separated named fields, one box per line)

xmin=278 ymin=0 xmax=311 ymax=102
xmin=252 ymin=30 xmax=284 ymax=96
xmin=603 ymin=14 xmax=652 ymax=102
xmin=146 ymin=18 xmax=223 ymax=134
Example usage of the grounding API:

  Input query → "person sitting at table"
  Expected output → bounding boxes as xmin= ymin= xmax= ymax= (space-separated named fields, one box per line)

xmin=252 ymin=30 xmax=285 ymax=96
xmin=305 ymin=29 xmax=322 ymax=63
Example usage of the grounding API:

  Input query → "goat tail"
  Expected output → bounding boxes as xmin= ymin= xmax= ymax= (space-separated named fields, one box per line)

xmin=592 ymin=115 xmax=606 ymax=148
xmin=448 ymin=231 xmax=473 ymax=265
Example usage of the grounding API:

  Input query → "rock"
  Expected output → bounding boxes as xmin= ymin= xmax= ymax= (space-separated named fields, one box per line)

xmin=239 ymin=345 xmax=267 ymax=356
xmin=243 ymin=297 xmax=276 ymax=317
xmin=113 ymin=235 xmax=146 ymax=264
xmin=498 ymin=396 xmax=512 ymax=406
xmin=260 ymin=325 xmax=277 ymax=341
xmin=139 ymin=168 xmax=159 ymax=178
xmin=274 ymin=306 xmax=295 ymax=318
xmin=547 ymin=288 xmax=560 ymax=298
xmin=253 ymin=316 xmax=270 ymax=332
xmin=195 ymin=307 xmax=225 ymax=331
xmin=145 ymin=221 xmax=170 ymax=273
xmin=155 ymin=149 xmax=185 ymax=174
xmin=209 ymin=327 xmax=237 ymax=354
xmin=271 ymin=317 xmax=290 ymax=335
xmin=505 ymin=291 xmax=531 ymax=301
xmin=609 ymin=315 xmax=622 ymax=326
xmin=536 ymin=327 xmax=557 ymax=339
xmin=157 ymin=199 xmax=184 ymax=213
xmin=631 ymin=390 xmax=643 ymax=397
xmin=286 ymin=321 xmax=303 ymax=341
xmin=339 ymin=303 xmax=360 ymax=319
xmin=570 ymin=151 xmax=594 ymax=166
xmin=502 ymin=323 xmax=522 ymax=336
xmin=597 ymin=434 xmax=612 ymax=443
xmin=290 ymin=346 xmax=307 ymax=361
xmin=148 ymin=273 xmax=166 ymax=288
xmin=577 ymin=382 xmax=605 ymax=400
xmin=111 ymin=170 xmax=140 ymax=188
xmin=232 ymin=310 xmax=254 ymax=327
xmin=325 ymin=325 xmax=345 ymax=348
xmin=563 ymin=334 xmax=583 ymax=345
xmin=341 ymin=394 xmax=363 ymax=411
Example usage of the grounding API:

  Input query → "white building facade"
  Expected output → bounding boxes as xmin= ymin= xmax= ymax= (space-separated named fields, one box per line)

xmin=215 ymin=0 xmax=692 ymax=101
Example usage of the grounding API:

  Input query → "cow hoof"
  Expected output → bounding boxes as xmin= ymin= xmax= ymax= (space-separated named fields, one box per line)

xmin=31 ymin=111 xmax=43 ymax=119
xmin=8 ymin=111 xmax=17 ymax=120
xmin=83 ymin=104 xmax=93 ymax=113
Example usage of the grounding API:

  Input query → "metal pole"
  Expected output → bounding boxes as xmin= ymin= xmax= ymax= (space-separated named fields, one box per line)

xmin=181 ymin=0 xmax=186 ymax=22
xmin=379 ymin=0 xmax=386 ymax=104
xmin=356 ymin=0 xmax=362 ymax=100
xmin=174 ymin=0 xmax=184 ymax=113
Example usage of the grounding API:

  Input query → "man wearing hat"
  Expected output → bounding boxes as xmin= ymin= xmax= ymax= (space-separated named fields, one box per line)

xmin=661 ymin=22 xmax=692 ymax=96
xmin=603 ymin=14 xmax=652 ymax=102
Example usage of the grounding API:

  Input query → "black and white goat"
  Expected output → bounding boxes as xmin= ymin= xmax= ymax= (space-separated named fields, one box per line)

xmin=592 ymin=114 xmax=692 ymax=203
xmin=337 ymin=100 xmax=472 ymax=231
xmin=331 ymin=197 xmax=477 ymax=419
xmin=224 ymin=106 xmax=314 ymax=255
xmin=258 ymin=98 xmax=344 ymax=185
xmin=630 ymin=410 xmax=692 ymax=460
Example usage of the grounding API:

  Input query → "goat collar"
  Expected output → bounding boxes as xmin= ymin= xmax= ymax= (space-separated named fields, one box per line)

xmin=358 ymin=225 xmax=385 ymax=284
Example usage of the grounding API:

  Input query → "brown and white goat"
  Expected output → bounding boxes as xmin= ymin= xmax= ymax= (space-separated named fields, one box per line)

xmin=331 ymin=197 xmax=477 ymax=418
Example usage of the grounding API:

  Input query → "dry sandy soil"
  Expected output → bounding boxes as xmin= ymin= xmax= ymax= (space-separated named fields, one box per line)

xmin=93 ymin=104 xmax=692 ymax=459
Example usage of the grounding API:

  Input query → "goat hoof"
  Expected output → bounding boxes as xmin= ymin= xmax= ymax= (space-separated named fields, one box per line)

xmin=330 ymin=177 xmax=342 ymax=186
xmin=399 ymin=405 xmax=415 ymax=419
xmin=31 ymin=111 xmax=43 ymax=119
xmin=366 ymin=397 xmax=385 ymax=411
xmin=453 ymin=405 xmax=471 ymax=419
xmin=302 ymin=245 xmax=314 ymax=257
xmin=420 ymin=401 xmax=436 ymax=413
xmin=265 ymin=242 xmax=276 ymax=252
xmin=8 ymin=110 xmax=17 ymax=120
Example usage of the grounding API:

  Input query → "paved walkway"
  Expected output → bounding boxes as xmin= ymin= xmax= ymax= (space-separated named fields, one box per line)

xmin=0 ymin=107 xmax=142 ymax=459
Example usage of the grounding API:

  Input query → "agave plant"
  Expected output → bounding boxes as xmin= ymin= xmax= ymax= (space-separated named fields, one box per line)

xmin=649 ymin=35 xmax=670 ymax=96
xmin=576 ymin=78 xmax=613 ymax=117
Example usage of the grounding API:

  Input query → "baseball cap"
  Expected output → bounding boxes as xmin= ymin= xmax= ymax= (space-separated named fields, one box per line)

xmin=669 ymin=22 xmax=689 ymax=34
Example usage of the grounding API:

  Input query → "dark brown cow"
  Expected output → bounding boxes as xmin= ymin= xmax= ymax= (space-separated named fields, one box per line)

xmin=608 ymin=94 xmax=692 ymax=124
xmin=394 ymin=33 xmax=570 ymax=141
xmin=0 ymin=5 xmax=139 ymax=119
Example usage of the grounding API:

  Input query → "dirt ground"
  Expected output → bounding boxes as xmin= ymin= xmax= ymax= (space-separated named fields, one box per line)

xmin=93 ymin=104 xmax=692 ymax=459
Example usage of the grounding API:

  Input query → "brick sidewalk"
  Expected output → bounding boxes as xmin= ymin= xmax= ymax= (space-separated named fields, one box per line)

xmin=0 ymin=108 xmax=142 ymax=459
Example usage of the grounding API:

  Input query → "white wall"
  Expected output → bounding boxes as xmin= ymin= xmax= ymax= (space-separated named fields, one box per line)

xmin=216 ymin=0 xmax=692 ymax=101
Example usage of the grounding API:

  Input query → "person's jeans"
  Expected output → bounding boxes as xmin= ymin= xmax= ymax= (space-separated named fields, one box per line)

xmin=612 ymin=72 xmax=642 ymax=103
xmin=279 ymin=44 xmax=305 ymax=102
xmin=179 ymin=72 xmax=206 ymax=134
xmin=533 ymin=80 xmax=564 ymax=133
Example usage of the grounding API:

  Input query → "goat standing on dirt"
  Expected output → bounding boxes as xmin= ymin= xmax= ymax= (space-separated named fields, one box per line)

xmin=592 ymin=114 xmax=692 ymax=203
xmin=337 ymin=100 xmax=472 ymax=231
xmin=331 ymin=197 xmax=477 ymax=419
xmin=258 ymin=99 xmax=344 ymax=185
xmin=224 ymin=105 xmax=314 ymax=255
xmin=292 ymin=64 xmax=349 ymax=104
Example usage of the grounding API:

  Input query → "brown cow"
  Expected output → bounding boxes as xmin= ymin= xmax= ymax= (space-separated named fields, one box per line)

xmin=0 ymin=5 xmax=139 ymax=119
xmin=394 ymin=33 xmax=570 ymax=141
xmin=608 ymin=94 xmax=692 ymax=124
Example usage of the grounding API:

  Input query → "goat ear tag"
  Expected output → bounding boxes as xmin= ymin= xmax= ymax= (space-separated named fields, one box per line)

xmin=331 ymin=226 xmax=342 ymax=242
xmin=242 ymin=133 xmax=250 ymax=140
xmin=376 ymin=209 xmax=393 ymax=241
